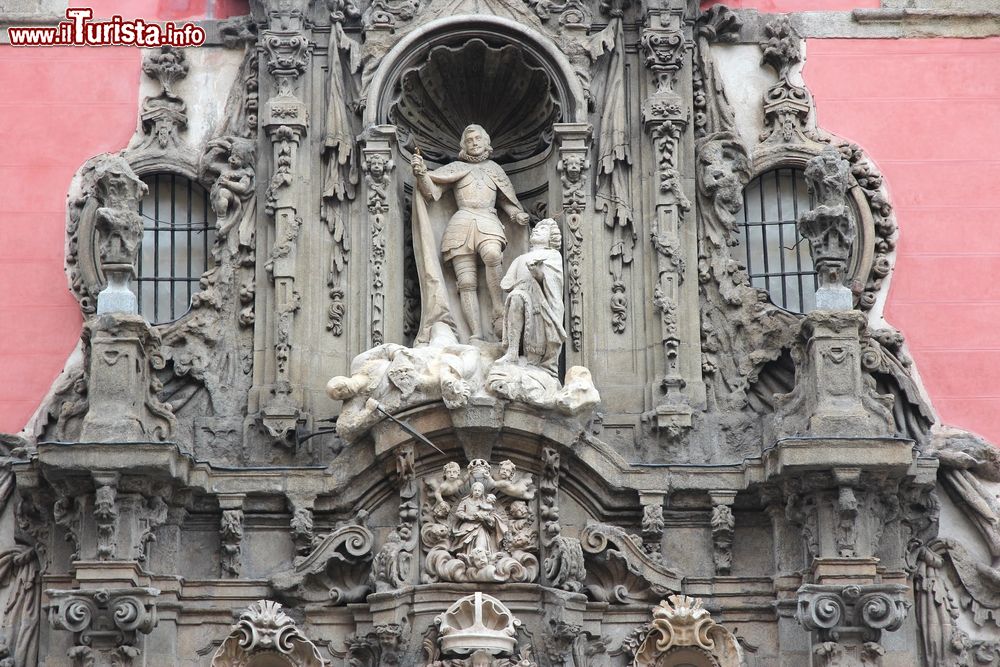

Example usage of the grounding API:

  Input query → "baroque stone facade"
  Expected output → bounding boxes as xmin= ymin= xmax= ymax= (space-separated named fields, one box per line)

xmin=1 ymin=1 xmax=998 ymax=666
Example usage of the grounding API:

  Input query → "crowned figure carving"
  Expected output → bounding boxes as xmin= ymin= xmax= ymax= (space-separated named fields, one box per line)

xmin=421 ymin=459 xmax=539 ymax=584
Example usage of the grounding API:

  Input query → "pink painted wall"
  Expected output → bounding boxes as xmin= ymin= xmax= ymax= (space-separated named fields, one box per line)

xmin=805 ymin=38 xmax=1000 ymax=442
xmin=2 ymin=5 xmax=1000 ymax=443
xmin=0 ymin=0 xmax=245 ymax=434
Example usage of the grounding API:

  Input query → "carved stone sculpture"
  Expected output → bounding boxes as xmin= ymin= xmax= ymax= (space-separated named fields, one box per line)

xmin=411 ymin=124 xmax=530 ymax=341
xmin=436 ymin=592 xmax=520 ymax=657
xmin=799 ymin=146 xmax=855 ymax=310
xmin=48 ymin=587 xmax=159 ymax=667
xmin=421 ymin=460 xmax=538 ymax=584
xmin=211 ymin=600 xmax=327 ymax=667
xmin=91 ymin=156 xmax=148 ymax=315
xmin=496 ymin=218 xmax=566 ymax=375
xmin=632 ymin=595 xmax=744 ymax=667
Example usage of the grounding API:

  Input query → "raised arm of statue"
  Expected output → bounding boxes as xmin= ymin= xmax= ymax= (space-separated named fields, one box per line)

xmin=411 ymin=152 xmax=443 ymax=201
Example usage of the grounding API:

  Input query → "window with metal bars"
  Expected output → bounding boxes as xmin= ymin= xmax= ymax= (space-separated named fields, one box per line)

xmin=733 ymin=167 xmax=819 ymax=314
xmin=136 ymin=173 xmax=216 ymax=324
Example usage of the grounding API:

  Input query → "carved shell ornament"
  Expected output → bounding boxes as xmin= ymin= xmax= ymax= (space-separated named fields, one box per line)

xmin=390 ymin=38 xmax=561 ymax=164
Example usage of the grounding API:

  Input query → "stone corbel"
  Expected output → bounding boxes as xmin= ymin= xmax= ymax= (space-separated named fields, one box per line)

xmin=361 ymin=125 xmax=400 ymax=348
xmin=709 ymin=489 xmax=736 ymax=575
xmin=47 ymin=587 xmax=159 ymax=667
xmin=218 ymin=494 xmax=245 ymax=578
xmin=796 ymin=583 xmax=910 ymax=666
xmin=553 ymin=123 xmax=592 ymax=357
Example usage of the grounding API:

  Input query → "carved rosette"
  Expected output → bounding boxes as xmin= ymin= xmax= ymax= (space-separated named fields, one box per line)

xmin=211 ymin=600 xmax=327 ymax=667
xmin=632 ymin=595 xmax=744 ymax=667
xmin=554 ymin=124 xmax=592 ymax=353
xmin=48 ymin=587 xmax=159 ymax=667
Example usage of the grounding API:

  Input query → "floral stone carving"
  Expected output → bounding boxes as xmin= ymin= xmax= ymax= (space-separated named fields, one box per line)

xmin=421 ymin=460 xmax=539 ymax=584
xmin=211 ymin=600 xmax=327 ymax=667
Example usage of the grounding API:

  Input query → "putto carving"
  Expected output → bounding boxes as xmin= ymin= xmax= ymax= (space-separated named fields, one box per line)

xmin=633 ymin=595 xmax=744 ymax=666
xmin=48 ymin=587 xmax=159 ymax=667
xmin=421 ymin=460 xmax=538 ymax=584
xmin=210 ymin=600 xmax=327 ymax=667
xmin=203 ymin=137 xmax=256 ymax=259
xmin=799 ymin=146 xmax=855 ymax=308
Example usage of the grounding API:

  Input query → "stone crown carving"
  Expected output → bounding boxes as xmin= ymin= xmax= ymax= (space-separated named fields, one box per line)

xmin=436 ymin=592 xmax=520 ymax=657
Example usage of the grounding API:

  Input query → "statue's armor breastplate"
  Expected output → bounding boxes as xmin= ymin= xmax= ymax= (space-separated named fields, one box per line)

xmin=454 ymin=168 xmax=498 ymax=211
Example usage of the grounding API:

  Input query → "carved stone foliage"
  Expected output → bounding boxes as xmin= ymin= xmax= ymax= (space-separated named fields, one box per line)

xmin=539 ymin=447 xmax=586 ymax=593
xmin=758 ymin=15 xmax=810 ymax=145
xmin=48 ymin=587 xmax=159 ymax=667
xmin=220 ymin=509 xmax=244 ymax=578
xmin=421 ymin=460 xmax=538 ymax=584
xmin=710 ymin=502 xmax=735 ymax=576
xmin=633 ymin=595 xmax=744 ymax=667
xmin=390 ymin=39 xmax=560 ymax=164
xmin=363 ymin=149 xmax=394 ymax=347
xmin=139 ymin=46 xmax=189 ymax=151
xmin=271 ymin=518 xmax=374 ymax=605
xmin=211 ymin=600 xmax=327 ymax=667
xmin=580 ymin=521 xmax=681 ymax=603
xmin=372 ymin=444 xmax=418 ymax=593
xmin=0 ymin=450 xmax=42 ymax=667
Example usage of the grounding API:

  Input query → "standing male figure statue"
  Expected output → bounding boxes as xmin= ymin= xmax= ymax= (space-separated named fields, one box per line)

xmin=411 ymin=124 xmax=530 ymax=339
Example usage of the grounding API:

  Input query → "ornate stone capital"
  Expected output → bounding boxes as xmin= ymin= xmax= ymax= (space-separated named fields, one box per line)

xmin=796 ymin=583 xmax=910 ymax=661
xmin=48 ymin=587 xmax=159 ymax=666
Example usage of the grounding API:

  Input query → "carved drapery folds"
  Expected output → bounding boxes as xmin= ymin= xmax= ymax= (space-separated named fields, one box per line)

xmin=211 ymin=600 xmax=327 ymax=667
xmin=633 ymin=595 xmax=743 ymax=667
xmin=421 ymin=460 xmax=539 ymax=584
xmin=48 ymin=587 xmax=159 ymax=667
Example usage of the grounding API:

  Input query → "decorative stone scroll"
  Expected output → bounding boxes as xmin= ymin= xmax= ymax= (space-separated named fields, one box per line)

xmin=211 ymin=600 xmax=327 ymax=667
xmin=632 ymin=595 xmax=744 ymax=667
xmin=421 ymin=460 xmax=539 ymax=584
xmin=271 ymin=520 xmax=374 ymax=604
xmin=48 ymin=587 xmax=159 ymax=667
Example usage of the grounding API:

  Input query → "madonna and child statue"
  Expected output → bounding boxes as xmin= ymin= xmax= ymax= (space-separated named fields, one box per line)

xmin=326 ymin=124 xmax=599 ymax=442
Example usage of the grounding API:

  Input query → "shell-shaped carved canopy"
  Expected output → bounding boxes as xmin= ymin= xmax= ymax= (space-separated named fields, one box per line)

xmin=390 ymin=38 xmax=561 ymax=164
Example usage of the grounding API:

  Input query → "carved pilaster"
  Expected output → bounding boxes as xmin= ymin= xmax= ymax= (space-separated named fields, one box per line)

xmin=48 ymin=587 xmax=159 ymax=667
xmin=709 ymin=490 xmax=736 ymax=575
xmin=372 ymin=443 xmax=417 ymax=591
xmin=539 ymin=447 xmax=585 ymax=593
xmin=361 ymin=129 xmax=397 ymax=347
xmin=258 ymin=0 xmax=311 ymax=441
xmin=642 ymin=8 xmax=698 ymax=435
xmin=553 ymin=123 xmax=592 ymax=356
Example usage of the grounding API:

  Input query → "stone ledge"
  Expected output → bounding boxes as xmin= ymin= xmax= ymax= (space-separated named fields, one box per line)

xmin=763 ymin=436 xmax=915 ymax=480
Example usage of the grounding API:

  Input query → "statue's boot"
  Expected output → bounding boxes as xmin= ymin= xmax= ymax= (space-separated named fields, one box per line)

xmin=460 ymin=288 xmax=483 ymax=339
xmin=485 ymin=260 xmax=504 ymax=338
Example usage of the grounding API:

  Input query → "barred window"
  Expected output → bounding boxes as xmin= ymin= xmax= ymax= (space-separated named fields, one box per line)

xmin=733 ymin=168 xmax=818 ymax=314
xmin=136 ymin=173 xmax=216 ymax=324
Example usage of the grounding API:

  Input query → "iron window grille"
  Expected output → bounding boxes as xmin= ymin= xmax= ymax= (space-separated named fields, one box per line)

xmin=733 ymin=167 xmax=819 ymax=314
xmin=136 ymin=173 xmax=216 ymax=324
